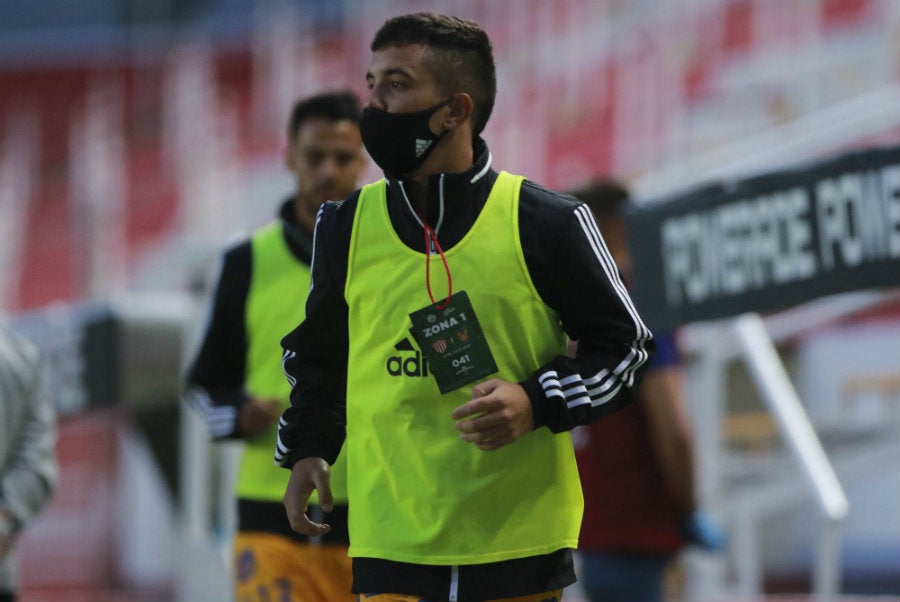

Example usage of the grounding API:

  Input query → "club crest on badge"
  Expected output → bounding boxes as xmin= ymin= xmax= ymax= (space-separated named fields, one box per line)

xmin=432 ymin=338 xmax=448 ymax=353
xmin=457 ymin=328 xmax=469 ymax=341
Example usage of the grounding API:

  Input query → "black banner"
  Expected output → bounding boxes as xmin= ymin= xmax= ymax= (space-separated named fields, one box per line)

xmin=627 ymin=144 xmax=900 ymax=331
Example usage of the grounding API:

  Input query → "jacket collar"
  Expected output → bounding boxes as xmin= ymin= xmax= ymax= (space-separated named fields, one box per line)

xmin=278 ymin=198 xmax=313 ymax=261
xmin=383 ymin=136 xmax=495 ymax=233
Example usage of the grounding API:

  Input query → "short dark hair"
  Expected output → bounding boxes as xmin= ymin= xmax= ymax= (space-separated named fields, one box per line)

xmin=570 ymin=178 xmax=630 ymax=220
xmin=371 ymin=13 xmax=497 ymax=136
xmin=287 ymin=91 xmax=362 ymax=140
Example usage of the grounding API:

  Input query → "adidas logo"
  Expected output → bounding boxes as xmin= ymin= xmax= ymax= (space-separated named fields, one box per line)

xmin=394 ymin=338 xmax=415 ymax=351
xmin=385 ymin=337 xmax=430 ymax=377
xmin=414 ymin=138 xmax=433 ymax=158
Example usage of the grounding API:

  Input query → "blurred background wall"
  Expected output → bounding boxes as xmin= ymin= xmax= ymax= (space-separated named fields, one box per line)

xmin=2 ymin=0 xmax=899 ymax=310
xmin=0 ymin=1 xmax=898 ymax=601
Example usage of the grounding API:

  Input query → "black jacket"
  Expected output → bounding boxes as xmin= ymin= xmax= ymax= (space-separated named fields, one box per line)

xmin=186 ymin=199 xmax=312 ymax=439
xmin=277 ymin=138 xmax=654 ymax=599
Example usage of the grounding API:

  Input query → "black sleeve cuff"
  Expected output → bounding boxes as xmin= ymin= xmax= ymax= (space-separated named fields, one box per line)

xmin=281 ymin=442 xmax=341 ymax=470
xmin=520 ymin=376 xmax=548 ymax=430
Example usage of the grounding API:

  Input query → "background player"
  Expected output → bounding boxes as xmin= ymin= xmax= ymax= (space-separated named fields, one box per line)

xmin=185 ymin=91 xmax=368 ymax=601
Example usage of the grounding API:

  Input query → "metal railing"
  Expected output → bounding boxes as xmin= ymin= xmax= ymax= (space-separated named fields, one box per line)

xmin=681 ymin=290 xmax=900 ymax=600
xmin=733 ymin=313 xmax=849 ymax=602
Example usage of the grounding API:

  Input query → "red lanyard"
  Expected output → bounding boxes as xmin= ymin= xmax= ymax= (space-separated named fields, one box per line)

xmin=422 ymin=218 xmax=452 ymax=310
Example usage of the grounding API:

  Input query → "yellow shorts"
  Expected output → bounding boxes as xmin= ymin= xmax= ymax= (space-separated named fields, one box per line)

xmin=356 ymin=590 xmax=563 ymax=602
xmin=233 ymin=531 xmax=355 ymax=602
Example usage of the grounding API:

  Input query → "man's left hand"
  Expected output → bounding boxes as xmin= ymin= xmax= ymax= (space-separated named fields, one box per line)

xmin=452 ymin=379 xmax=533 ymax=451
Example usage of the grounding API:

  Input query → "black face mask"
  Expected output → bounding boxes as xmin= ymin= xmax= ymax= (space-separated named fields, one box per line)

xmin=360 ymin=98 xmax=453 ymax=175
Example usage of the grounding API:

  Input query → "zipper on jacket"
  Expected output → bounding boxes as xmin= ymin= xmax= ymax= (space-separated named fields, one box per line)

xmin=449 ymin=565 xmax=459 ymax=601
xmin=397 ymin=175 xmax=446 ymax=254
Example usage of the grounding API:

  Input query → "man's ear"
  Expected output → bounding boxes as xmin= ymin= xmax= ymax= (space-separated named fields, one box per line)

xmin=443 ymin=93 xmax=474 ymax=130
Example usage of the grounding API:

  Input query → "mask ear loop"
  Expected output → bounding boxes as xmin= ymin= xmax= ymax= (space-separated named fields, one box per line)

xmin=422 ymin=219 xmax=452 ymax=310
xmin=399 ymin=176 xmax=451 ymax=310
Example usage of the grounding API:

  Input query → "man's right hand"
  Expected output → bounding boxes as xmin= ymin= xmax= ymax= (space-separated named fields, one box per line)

xmin=283 ymin=457 xmax=333 ymax=536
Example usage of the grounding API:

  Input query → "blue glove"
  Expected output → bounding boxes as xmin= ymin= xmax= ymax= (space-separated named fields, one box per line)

xmin=680 ymin=509 xmax=727 ymax=551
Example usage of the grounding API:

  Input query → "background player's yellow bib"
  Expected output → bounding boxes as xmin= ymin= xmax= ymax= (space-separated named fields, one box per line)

xmin=240 ymin=220 xmax=348 ymax=504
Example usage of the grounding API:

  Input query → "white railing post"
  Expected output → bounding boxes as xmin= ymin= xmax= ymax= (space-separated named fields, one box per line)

xmin=176 ymin=292 xmax=232 ymax=602
xmin=215 ymin=441 xmax=242 ymax=568
xmin=179 ymin=402 xmax=210 ymax=546
xmin=815 ymin=517 xmax=844 ymax=602
xmin=731 ymin=499 xmax=763 ymax=596
xmin=682 ymin=322 xmax=729 ymax=601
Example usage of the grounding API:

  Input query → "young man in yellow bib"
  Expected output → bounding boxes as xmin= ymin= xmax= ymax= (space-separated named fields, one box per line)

xmin=186 ymin=91 xmax=368 ymax=601
xmin=276 ymin=14 xmax=654 ymax=602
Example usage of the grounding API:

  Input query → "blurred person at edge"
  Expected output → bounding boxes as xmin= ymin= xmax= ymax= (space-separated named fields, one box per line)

xmin=277 ymin=13 xmax=654 ymax=602
xmin=568 ymin=179 xmax=725 ymax=602
xmin=185 ymin=92 xmax=367 ymax=601
xmin=0 ymin=324 xmax=58 ymax=602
